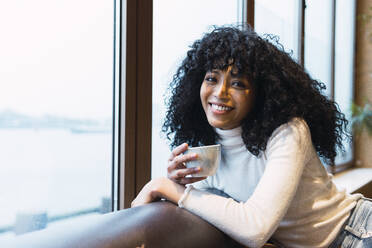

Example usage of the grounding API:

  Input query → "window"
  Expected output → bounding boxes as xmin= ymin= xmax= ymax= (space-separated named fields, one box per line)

xmin=253 ymin=0 xmax=356 ymax=170
xmin=333 ymin=0 xmax=356 ymax=167
xmin=255 ymin=0 xmax=302 ymax=61
xmin=0 ymin=0 xmax=116 ymax=239
xmin=117 ymin=1 xmax=360 ymax=211
xmin=304 ymin=0 xmax=334 ymax=97
xmin=0 ymin=3 xmax=358 ymax=238
xmin=304 ymin=0 xmax=356 ymax=169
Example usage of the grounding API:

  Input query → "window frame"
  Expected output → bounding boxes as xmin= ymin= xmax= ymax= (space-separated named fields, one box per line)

xmin=117 ymin=0 xmax=153 ymax=209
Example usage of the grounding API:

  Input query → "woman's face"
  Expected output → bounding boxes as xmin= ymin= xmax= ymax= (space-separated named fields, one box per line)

xmin=200 ymin=65 xmax=255 ymax=130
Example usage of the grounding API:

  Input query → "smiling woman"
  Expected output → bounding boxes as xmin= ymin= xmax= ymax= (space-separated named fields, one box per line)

xmin=133 ymin=25 xmax=372 ymax=248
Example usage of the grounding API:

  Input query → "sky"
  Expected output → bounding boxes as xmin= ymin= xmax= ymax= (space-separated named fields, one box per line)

xmin=0 ymin=0 xmax=114 ymax=119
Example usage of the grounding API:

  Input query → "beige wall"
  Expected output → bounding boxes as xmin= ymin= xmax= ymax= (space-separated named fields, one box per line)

xmin=355 ymin=0 xmax=372 ymax=167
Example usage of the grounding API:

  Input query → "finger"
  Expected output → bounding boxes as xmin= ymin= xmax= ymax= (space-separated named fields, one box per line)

xmin=131 ymin=199 xmax=139 ymax=208
xmin=167 ymin=153 xmax=198 ymax=173
xmin=167 ymin=161 xmax=186 ymax=175
xmin=169 ymin=166 xmax=200 ymax=180
xmin=179 ymin=176 xmax=207 ymax=185
xmin=168 ymin=143 xmax=188 ymax=161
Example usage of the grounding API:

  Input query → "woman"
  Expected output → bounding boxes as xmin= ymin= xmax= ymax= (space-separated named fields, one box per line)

xmin=131 ymin=25 xmax=372 ymax=247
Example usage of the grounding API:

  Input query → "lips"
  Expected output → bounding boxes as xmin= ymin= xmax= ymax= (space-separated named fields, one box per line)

xmin=209 ymin=103 xmax=233 ymax=113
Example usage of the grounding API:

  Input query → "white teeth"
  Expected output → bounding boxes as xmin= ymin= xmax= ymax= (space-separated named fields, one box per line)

xmin=211 ymin=104 xmax=232 ymax=111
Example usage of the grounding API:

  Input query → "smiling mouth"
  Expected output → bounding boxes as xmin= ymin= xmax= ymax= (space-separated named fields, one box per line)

xmin=209 ymin=103 xmax=233 ymax=112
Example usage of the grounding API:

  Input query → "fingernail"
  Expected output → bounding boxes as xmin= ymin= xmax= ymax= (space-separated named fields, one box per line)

xmin=194 ymin=167 xmax=200 ymax=171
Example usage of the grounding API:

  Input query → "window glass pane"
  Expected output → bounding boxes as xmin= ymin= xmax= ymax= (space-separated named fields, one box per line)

xmin=334 ymin=0 xmax=356 ymax=164
xmin=152 ymin=0 xmax=241 ymax=179
xmin=304 ymin=0 xmax=333 ymax=97
xmin=0 ymin=0 xmax=114 ymax=240
xmin=255 ymin=0 xmax=300 ymax=61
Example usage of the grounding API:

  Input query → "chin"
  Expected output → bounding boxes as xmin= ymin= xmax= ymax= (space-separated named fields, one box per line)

xmin=208 ymin=120 xmax=229 ymax=130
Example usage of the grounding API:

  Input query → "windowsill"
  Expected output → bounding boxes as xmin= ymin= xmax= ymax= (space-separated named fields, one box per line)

xmin=333 ymin=167 xmax=372 ymax=194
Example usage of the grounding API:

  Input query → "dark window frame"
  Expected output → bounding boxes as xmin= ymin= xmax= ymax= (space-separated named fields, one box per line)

xmin=116 ymin=0 xmax=153 ymax=209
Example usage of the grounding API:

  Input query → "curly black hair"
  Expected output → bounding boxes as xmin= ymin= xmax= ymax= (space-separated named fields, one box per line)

xmin=162 ymin=25 xmax=348 ymax=165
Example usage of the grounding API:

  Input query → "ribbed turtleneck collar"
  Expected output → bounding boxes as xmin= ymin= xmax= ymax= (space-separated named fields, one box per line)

xmin=215 ymin=126 xmax=244 ymax=148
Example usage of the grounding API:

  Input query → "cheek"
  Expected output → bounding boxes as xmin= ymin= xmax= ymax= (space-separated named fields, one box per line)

xmin=237 ymin=95 xmax=254 ymax=115
xmin=200 ymin=84 xmax=208 ymax=106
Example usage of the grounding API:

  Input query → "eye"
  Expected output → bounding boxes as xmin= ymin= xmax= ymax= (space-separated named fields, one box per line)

xmin=204 ymin=75 xmax=217 ymax=83
xmin=231 ymin=81 xmax=247 ymax=89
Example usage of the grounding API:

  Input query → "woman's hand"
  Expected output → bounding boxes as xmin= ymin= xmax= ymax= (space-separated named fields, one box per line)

xmin=167 ymin=143 xmax=207 ymax=185
xmin=131 ymin=177 xmax=186 ymax=208
xmin=131 ymin=179 xmax=161 ymax=208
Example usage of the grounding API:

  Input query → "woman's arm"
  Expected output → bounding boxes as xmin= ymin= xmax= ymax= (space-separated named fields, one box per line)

xmin=175 ymin=119 xmax=312 ymax=248
xmin=131 ymin=142 xmax=210 ymax=207
xmin=133 ymin=119 xmax=311 ymax=248
xmin=131 ymin=177 xmax=185 ymax=207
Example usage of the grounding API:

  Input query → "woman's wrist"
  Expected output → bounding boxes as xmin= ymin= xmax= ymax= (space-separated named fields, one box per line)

xmin=151 ymin=177 xmax=186 ymax=204
xmin=148 ymin=177 xmax=168 ymax=199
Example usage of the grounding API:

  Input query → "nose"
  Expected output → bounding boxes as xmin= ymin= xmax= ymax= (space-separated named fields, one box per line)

xmin=215 ymin=78 xmax=229 ymax=99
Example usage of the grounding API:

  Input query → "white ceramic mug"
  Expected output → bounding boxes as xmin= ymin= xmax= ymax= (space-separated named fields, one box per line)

xmin=184 ymin=144 xmax=221 ymax=177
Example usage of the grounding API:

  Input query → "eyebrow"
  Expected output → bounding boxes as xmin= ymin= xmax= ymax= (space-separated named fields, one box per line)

xmin=210 ymin=69 xmax=221 ymax=74
xmin=230 ymin=70 xmax=244 ymax=77
xmin=209 ymin=69 xmax=246 ymax=78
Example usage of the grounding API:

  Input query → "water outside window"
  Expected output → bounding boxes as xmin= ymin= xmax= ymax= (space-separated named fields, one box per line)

xmin=0 ymin=0 xmax=114 ymax=240
xmin=152 ymin=0 xmax=243 ymax=179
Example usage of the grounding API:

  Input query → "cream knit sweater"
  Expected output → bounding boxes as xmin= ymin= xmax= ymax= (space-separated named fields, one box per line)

xmin=178 ymin=118 xmax=361 ymax=248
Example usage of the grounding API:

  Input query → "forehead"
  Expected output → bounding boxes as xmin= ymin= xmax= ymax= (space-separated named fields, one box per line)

xmin=207 ymin=56 xmax=246 ymax=73
xmin=209 ymin=65 xmax=244 ymax=77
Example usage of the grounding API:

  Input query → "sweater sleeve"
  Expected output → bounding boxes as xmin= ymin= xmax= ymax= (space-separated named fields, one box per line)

xmin=178 ymin=119 xmax=312 ymax=248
